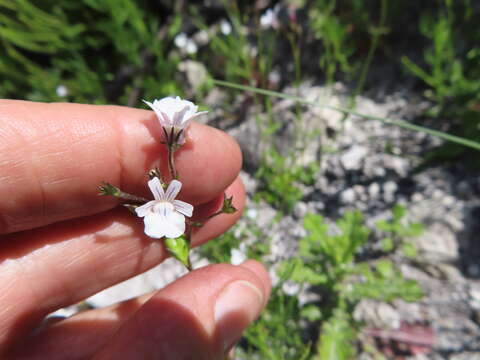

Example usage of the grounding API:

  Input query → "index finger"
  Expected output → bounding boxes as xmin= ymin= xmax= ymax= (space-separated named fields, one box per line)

xmin=0 ymin=100 xmax=241 ymax=234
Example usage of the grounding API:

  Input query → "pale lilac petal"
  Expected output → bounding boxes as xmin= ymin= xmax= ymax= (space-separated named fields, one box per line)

xmin=172 ymin=106 xmax=189 ymax=127
xmin=134 ymin=201 xmax=155 ymax=217
xmin=143 ymin=207 xmax=185 ymax=239
xmin=156 ymin=97 xmax=183 ymax=119
xmin=173 ymin=200 xmax=193 ymax=217
xmin=148 ymin=177 xmax=165 ymax=200
xmin=165 ymin=180 xmax=182 ymax=201
xmin=188 ymin=110 xmax=208 ymax=121
xmin=159 ymin=111 xmax=173 ymax=127
xmin=143 ymin=100 xmax=166 ymax=124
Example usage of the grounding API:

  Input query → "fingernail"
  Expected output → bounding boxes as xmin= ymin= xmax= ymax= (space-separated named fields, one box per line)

xmin=214 ymin=280 xmax=264 ymax=351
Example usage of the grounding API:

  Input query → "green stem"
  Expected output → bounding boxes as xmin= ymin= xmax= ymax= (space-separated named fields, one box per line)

xmin=348 ymin=0 xmax=388 ymax=110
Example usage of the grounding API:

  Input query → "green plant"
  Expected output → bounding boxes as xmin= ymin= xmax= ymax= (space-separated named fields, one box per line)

xmin=0 ymin=0 xmax=182 ymax=104
xmin=376 ymin=204 xmax=423 ymax=258
xmin=255 ymin=148 xmax=319 ymax=213
xmin=280 ymin=209 xmax=423 ymax=358
xmin=401 ymin=0 xmax=480 ymax=165
xmin=309 ymin=0 xmax=354 ymax=84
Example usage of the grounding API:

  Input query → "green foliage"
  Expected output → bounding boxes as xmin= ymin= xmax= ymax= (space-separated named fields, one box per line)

xmin=301 ymin=211 xmax=369 ymax=269
xmin=198 ymin=227 xmax=242 ymax=264
xmin=348 ymin=260 xmax=423 ymax=303
xmin=280 ymin=207 xmax=423 ymax=358
xmin=401 ymin=0 xmax=480 ymax=164
xmin=240 ymin=285 xmax=312 ymax=360
xmin=309 ymin=0 xmax=354 ymax=83
xmin=255 ymin=148 xmax=319 ymax=212
xmin=0 ymin=0 xmax=182 ymax=104
xmin=315 ymin=308 xmax=356 ymax=360
xmin=375 ymin=204 xmax=423 ymax=258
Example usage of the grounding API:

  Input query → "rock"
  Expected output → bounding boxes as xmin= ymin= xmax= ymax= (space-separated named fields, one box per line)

xmin=340 ymin=188 xmax=356 ymax=204
xmin=354 ymin=300 xmax=401 ymax=330
xmin=178 ymin=60 xmax=208 ymax=95
xmin=413 ymin=222 xmax=459 ymax=262
xmin=341 ymin=146 xmax=368 ymax=170
xmin=368 ymin=183 xmax=380 ymax=198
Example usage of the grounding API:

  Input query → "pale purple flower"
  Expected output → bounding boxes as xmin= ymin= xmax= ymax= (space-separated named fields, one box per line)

xmin=135 ymin=177 xmax=193 ymax=239
xmin=143 ymin=96 xmax=207 ymax=145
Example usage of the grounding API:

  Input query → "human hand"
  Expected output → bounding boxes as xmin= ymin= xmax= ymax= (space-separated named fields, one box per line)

xmin=0 ymin=100 xmax=271 ymax=359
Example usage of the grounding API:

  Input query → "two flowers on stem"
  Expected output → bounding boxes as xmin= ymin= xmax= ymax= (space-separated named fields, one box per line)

xmin=99 ymin=96 xmax=236 ymax=270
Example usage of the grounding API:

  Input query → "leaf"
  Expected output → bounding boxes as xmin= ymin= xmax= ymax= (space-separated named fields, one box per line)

xmin=164 ymin=236 xmax=191 ymax=269
xmin=315 ymin=309 xmax=356 ymax=360
xmin=392 ymin=204 xmax=406 ymax=221
xmin=301 ymin=305 xmax=322 ymax=322
xmin=348 ymin=261 xmax=423 ymax=302
xmin=381 ymin=237 xmax=394 ymax=252
xmin=402 ymin=242 xmax=418 ymax=259
xmin=278 ymin=259 xmax=328 ymax=285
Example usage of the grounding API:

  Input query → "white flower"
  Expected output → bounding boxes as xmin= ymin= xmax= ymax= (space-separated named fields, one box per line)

xmin=230 ymin=248 xmax=247 ymax=265
xmin=135 ymin=177 xmax=193 ymax=239
xmin=220 ymin=20 xmax=232 ymax=35
xmin=174 ymin=32 xmax=198 ymax=54
xmin=56 ymin=85 xmax=68 ymax=97
xmin=185 ymin=40 xmax=198 ymax=54
xmin=260 ymin=5 xmax=281 ymax=29
xmin=143 ymin=96 xmax=207 ymax=145
xmin=174 ymin=33 xmax=188 ymax=48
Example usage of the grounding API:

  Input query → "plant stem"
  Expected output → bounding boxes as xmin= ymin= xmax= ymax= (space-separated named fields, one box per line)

xmin=206 ymin=210 xmax=223 ymax=220
xmin=99 ymin=182 xmax=149 ymax=203
xmin=167 ymin=145 xmax=177 ymax=180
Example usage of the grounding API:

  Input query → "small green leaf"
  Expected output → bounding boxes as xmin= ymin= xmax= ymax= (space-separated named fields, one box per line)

xmin=375 ymin=219 xmax=392 ymax=232
xmin=381 ymin=237 xmax=394 ymax=252
xmin=402 ymin=242 xmax=418 ymax=258
xmin=165 ymin=236 xmax=191 ymax=269
xmin=376 ymin=260 xmax=394 ymax=278
xmin=301 ymin=305 xmax=322 ymax=322
xmin=392 ymin=204 xmax=406 ymax=221
xmin=221 ymin=193 xmax=237 ymax=214
xmin=316 ymin=309 xmax=356 ymax=360
xmin=405 ymin=222 xmax=424 ymax=237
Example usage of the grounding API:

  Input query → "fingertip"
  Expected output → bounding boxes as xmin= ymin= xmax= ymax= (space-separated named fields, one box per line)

xmin=239 ymin=260 xmax=272 ymax=305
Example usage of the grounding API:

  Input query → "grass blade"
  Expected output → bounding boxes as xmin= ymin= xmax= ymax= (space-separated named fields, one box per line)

xmin=213 ymin=79 xmax=480 ymax=151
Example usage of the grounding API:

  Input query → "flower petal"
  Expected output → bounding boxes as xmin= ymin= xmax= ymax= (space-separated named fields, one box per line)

xmin=165 ymin=179 xmax=182 ymax=201
xmin=187 ymin=110 xmax=208 ymax=122
xmin=173 ymin=200 xmax=193 ymax=217
xmin=134 ymin=201 xmax=155 ymax=217
xmin=148 ymin=177 xmax=165 ymax=200
xmin=159 ymin=110 xmax=173 ymax=127
xmin=172 ymin=106 xmax=189 ymax=127
xmin=143 ymin=206 xmax=185 ymax=239
xmin=143 ymin=100 xmax=166 ymax=124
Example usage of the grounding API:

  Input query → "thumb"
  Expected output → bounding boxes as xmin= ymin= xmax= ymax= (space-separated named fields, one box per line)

xmin=93 ymin=261 xmax=271 ymax=360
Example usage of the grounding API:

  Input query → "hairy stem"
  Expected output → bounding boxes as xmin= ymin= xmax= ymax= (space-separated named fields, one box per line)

xmin=167 ymin=145 xmax=177 ymax=180
xmin=99 ymin=182 xmax=149 ymax=203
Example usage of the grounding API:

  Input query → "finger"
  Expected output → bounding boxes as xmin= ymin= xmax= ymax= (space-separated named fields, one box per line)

xmin=0 ymin=178 xmax=245 ymax=354
xmin=91 ymin=261 xmax=271 ymax=360
xmin=0 ymin=100 xmax=241 ymax=234
xmin=7 ymin=261 xmax=269 ymax=360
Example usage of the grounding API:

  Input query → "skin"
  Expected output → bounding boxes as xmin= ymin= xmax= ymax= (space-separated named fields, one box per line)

xmin=0 ymin=100 xmax=271 ymax=359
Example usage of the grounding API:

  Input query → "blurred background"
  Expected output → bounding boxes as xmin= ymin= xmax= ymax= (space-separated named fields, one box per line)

xmin=2 ymin=0 xmax=480 ymax=358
